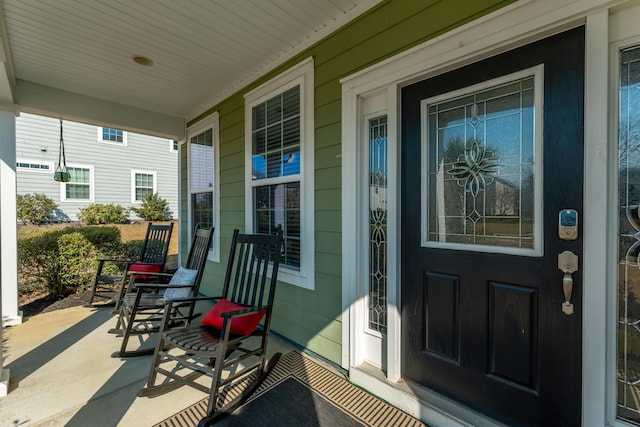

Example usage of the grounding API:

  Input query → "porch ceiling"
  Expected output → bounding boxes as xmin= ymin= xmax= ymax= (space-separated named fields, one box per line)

xmin=0 ymin=0 xmax=378 ymax=137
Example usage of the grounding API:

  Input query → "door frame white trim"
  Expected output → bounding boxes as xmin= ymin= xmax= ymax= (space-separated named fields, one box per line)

xmin=341 ymin=0 xmax=621 ymax=424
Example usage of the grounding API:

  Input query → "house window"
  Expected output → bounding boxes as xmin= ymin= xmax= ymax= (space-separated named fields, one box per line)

xmin=61 ymin=165 xmax=93 ymax=201
xmin=170 ymin=140 xmax=179 ymax=153
xmin=368 ymin=115 xmax=388 ymax=333
xmin=98 ymin=127 xmax=127 ymax=145
xmin=244 ymin=57 xmax=314 ymax=289
xmin=16 ymin=160 xmax=53 ymax=173
xmin=617 ymin=43 xmax=640 ymax=424
xmin=131 ymin=170 xmax=157 ymax=202
xmin=188 ymin=113 xmax=220 ymax=261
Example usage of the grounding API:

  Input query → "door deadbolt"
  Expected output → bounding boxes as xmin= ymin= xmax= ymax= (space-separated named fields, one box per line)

xmin=558 ymin=209 xmax=578 ymax=241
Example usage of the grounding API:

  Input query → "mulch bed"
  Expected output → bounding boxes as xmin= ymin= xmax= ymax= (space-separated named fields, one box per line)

xmin=19 ymin=288 xmax=117 ymax=319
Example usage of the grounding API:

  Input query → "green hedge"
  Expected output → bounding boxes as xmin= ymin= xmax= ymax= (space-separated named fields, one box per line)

xmin=18 ymin=226 xmax=127 ymax=296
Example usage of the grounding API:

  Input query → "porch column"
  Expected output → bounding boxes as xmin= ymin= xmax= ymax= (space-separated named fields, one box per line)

xmin=0 ymin=108 xmax=20 ymax=326
xmin=0 ymin=108 xmax=19 ymax=397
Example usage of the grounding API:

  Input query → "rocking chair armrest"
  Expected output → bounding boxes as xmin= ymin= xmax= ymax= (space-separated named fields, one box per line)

xmin=221 ymin=305 xmax=269 ymax=319
xmin=160 ymin=295 xmax=225 ymax=307
xmin=133 ymin=282 xmax=193 ymax=291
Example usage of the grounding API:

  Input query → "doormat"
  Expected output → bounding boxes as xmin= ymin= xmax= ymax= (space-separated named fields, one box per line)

xmin=153 ymin=351 xmax=426 ymax=427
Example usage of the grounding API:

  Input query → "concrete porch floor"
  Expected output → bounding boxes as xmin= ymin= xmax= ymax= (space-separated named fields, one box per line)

xmin=1 ymin=304 xmax=296 ymax=427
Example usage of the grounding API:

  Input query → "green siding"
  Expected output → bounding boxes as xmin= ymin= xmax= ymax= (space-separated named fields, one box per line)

xmin=183 ymin=0 xmax=514 ymax=364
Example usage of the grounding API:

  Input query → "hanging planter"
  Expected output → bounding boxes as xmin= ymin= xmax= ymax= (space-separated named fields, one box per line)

xmin=54 ymin=118 xmax=70 ymax=182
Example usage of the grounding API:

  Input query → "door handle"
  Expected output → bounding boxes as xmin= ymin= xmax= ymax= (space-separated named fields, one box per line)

xmin=558 ymin=250 xmax=578 ymax=315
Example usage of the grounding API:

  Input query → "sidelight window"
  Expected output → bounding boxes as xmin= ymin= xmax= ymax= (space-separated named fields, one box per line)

xmin=617 ymin=43 xmax=640 ymax=424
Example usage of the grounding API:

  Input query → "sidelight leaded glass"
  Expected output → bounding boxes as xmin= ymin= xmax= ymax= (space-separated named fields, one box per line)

xmin=424 ymin=75 xmax=536 ymax=252
xmin=617 ymin=44 xmax=640 ymax=424
xmin=369 ymin=116 xmax=387 ymax=333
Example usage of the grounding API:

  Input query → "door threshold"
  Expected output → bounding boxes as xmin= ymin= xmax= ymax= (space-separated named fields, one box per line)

xmin=350 ymin=363 xmax=506 ymax=427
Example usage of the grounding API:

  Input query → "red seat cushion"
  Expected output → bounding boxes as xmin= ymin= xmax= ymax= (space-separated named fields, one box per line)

xmin=201 ymin=298 xmax=266 ymax=336
xmin=127 ymin=262 xmax=161 ymax=280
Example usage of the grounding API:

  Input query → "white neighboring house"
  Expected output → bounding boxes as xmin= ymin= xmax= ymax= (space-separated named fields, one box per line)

xmin=15 ymin=113 xmax=178 ymax=222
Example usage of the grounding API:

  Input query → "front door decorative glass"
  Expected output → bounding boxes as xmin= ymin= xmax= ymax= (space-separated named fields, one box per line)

xmin=423 ymin=73 xmax=539 ymax=254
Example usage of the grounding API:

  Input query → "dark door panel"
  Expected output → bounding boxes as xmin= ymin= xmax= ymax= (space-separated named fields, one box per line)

xmin=400 ymin=27 xmax=584 ymax=426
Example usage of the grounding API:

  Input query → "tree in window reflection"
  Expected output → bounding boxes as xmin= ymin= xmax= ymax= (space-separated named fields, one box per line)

xmin=438 ymin=136 xmax=534 ymax=245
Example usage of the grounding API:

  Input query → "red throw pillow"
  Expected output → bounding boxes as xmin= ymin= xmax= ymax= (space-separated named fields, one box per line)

xmin=127 ymin=262 xmax=161 ymax=280
xmin=201 ymin=298 xmax=267 ymax=336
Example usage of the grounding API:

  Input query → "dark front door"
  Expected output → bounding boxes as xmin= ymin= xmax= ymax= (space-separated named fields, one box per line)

xmin=400 ymin=28 xmax=584 ymax=426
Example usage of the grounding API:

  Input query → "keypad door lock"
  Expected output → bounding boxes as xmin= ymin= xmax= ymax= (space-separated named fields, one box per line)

xmin=558 ymin=209 xmax=578 ymax=241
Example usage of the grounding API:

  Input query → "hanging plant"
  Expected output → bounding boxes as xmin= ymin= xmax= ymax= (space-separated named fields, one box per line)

xmin=54 ymin=118 xmax=70 ymax=182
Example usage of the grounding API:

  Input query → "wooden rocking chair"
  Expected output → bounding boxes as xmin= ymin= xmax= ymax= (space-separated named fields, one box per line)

xmin=139 ymin=228 xmax=284 ymax=426
xmin=87 ymin=222 xmax=174 ymax=308
xmin=110 ymin=225 xmax=214 ymax=358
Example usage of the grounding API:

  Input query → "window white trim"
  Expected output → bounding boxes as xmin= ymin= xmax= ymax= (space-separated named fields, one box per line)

xmin=60 ymin=164 xmax=94 ymax=202
xmin=131 ymin=169 xmax=157 ymax=203
xmin=187 ymin=112 xmax=220 ymax=262
xmin=244 ymin=57 xmax=315 ymax=290
xmin=169 ymin=139 xmax=179 ymax=153
xmin=98 ymin=127 xmax=128 ymax=146
xmin=16 ymin=159 xmax=54 ymax=173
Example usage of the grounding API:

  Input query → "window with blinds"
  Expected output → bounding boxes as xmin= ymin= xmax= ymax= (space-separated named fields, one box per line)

xmin=189 ymin=128 xmax=214 ymax=233
xmin=245 ymin=58 xmax=314 ymax=289
xmin=251 ymin=85 xmax=302 ymax=270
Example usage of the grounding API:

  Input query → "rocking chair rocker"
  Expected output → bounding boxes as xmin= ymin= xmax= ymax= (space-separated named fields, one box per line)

xmin=139 ymin=228 xmax=284 ymax=426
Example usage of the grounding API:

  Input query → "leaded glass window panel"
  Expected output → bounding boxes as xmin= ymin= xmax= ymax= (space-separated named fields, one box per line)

xmin=423 ymin=73 xmax=538 ymax=253
xmin=369 ymin=115 xmax=387 ymax=333
xmin=617 ymin=44 xmax=640 ymax=424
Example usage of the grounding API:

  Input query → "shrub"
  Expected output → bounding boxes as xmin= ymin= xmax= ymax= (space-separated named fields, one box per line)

xmin=18 ymin=225 xmax=127 ymax=296
xmin=17 ymin=193 xmax=58 ymax=224
xmin=79 ymin=226 xmax=121 ymax=248
xmin=131 ymin=193 xmax=170 ymax=221
xmin=79 ymin=203 xmax=129 ymax=225
xmin=58 ymin=232 xmax=99 ymax=292
xmin=18 ymin=228 xmax=73 ymax=295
